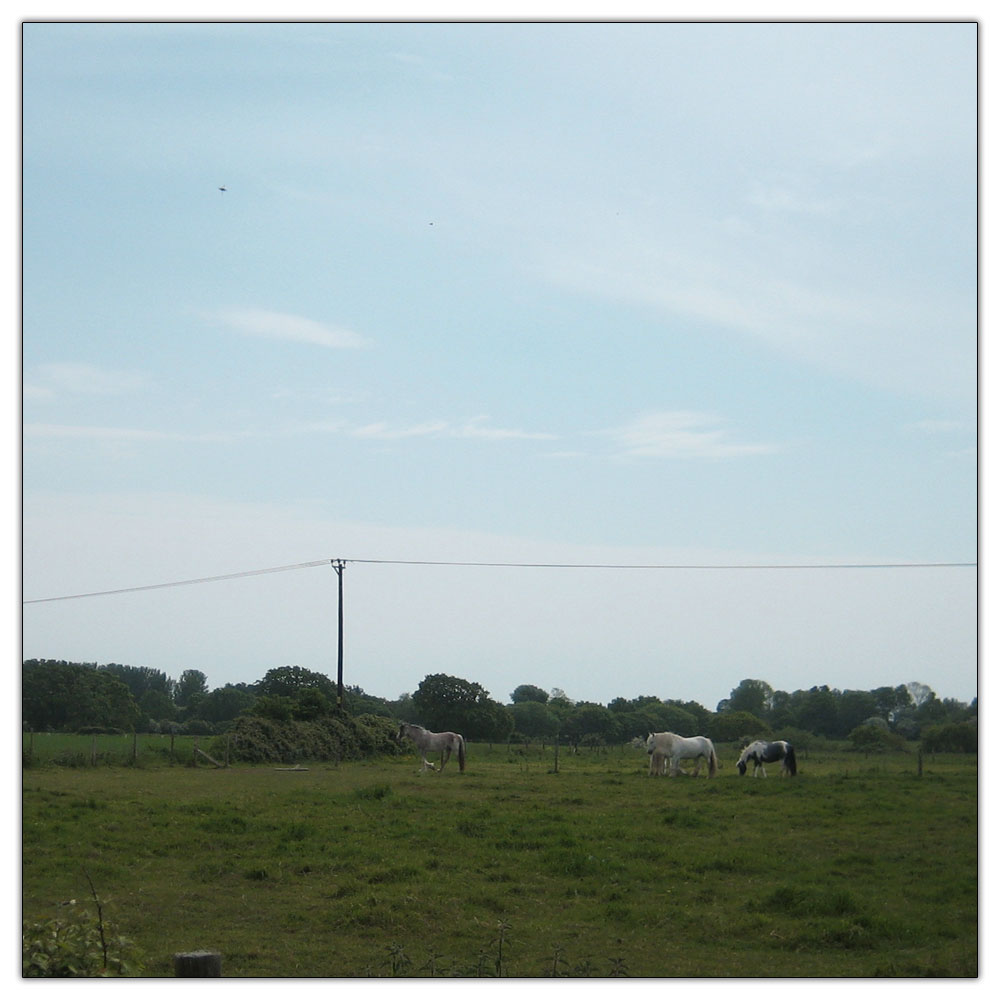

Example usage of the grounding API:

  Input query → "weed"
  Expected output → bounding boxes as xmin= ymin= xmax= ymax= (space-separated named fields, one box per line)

xmin=354 ymin=783 xmax=392 ymax=801
xmin=23 ymin=875 xmax=144 ymax=977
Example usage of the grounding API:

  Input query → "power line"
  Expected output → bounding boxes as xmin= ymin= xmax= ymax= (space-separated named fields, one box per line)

xmin=348 ymin=558 xmax=977 ymax=571
xmin=21 ymin=556 xmax=977 ymax=605
xmin=22 ymin=559 xmax=333 ymax=604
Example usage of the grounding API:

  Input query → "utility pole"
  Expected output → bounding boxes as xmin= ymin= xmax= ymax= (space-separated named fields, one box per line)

xmin=333 ymin=560 xmax=345 ymax=709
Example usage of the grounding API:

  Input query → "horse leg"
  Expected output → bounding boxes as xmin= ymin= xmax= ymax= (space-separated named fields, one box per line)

xmin=440 ymin=747 xmax=451 ymax=770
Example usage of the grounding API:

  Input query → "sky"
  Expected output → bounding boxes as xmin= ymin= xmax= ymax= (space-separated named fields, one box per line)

xmin=20 ymin=19 xmax=978 ymax=712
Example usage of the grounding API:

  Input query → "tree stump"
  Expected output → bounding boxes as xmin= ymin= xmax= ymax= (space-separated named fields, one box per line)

xmin=173 ymin=950 xmax=222 ymax=977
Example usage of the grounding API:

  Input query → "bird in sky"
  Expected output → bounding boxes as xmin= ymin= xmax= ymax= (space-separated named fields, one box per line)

xmin=218 ymin=185 xmax=227 ymax=193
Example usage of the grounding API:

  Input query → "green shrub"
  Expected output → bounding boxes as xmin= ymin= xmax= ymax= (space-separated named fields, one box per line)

xmin=921 ymin=721 xmax=977 ymax=753
xmin=22 ymin=906 xmax=144 ymax=977
xmin=848 ymin=725 xmax=907 ymax=753
xmin=216 ymin=712 xmax=403 ymax=764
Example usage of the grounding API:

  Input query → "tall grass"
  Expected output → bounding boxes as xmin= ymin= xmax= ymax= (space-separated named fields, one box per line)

xmin=21 ymin=742 xmax=977 ymax=977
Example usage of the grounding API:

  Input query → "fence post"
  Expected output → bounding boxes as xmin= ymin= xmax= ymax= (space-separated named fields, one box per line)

xmin=173 ymin=951 xmax=222 ymax=977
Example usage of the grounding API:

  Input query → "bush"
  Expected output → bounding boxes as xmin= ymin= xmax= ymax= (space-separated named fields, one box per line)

xmin=848 ymin=725 xmax=907 ymax=753
xmin=182 ymin=719 xmax=216 ymax=736
xmin=921 ymin=721 xmax=977 ymax=753
xmin=23 ymin=905 xmax=144 ymax=977
xmin=707 ymin=711 xmax=770 ymax=744
xmin=216 ymin=712 xmax=402 ymax=764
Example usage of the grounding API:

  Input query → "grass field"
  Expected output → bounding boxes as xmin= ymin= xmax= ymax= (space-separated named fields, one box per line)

xmin=21 ymin=740 xmax=978 ymax=977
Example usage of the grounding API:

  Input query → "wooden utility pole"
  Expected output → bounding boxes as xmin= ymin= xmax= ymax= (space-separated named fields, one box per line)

xmin=333 ymin=560 xmax=345 ymax=709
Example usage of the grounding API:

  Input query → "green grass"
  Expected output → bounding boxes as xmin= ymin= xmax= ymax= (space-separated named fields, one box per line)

xmin=23 ymin=731 xmax=205 ymax=768
xmin=21 ymin=742 xmax=977 ymax=977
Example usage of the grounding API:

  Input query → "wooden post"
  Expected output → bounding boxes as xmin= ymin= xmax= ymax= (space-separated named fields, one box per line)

xmin=131 ymin=732 xmax=138 ymax=766
xmin=91 ymin=734 xmax=97 ymax=767
xmin=173 ymin=950 xmax=222 ymax=977
xmin=918 ymin=749 xmax=923 ymax=777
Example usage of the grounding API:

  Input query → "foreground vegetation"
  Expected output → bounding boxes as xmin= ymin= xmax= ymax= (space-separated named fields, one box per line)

xmin=22 ymin=742 xmax=976 ymax=977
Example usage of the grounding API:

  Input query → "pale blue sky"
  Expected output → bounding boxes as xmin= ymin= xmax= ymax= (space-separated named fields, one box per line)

xmin=21 ymin=21 xmax=977 ymax=710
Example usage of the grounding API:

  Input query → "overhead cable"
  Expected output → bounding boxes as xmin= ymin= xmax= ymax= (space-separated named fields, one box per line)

xmin=22 ymin=556 xmax=976 ymax=605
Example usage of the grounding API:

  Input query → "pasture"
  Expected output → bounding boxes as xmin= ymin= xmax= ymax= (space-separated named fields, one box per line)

xmin=22 ymin=741 xmax=977 ymax=977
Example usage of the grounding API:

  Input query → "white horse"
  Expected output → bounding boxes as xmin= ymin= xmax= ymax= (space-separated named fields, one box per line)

xmin=397 ymin=723 xmax=466 ymax=773
xmin=736 ymin=740 xmax=797 ymax=777
xmin=645 ymin=731 xmax=718 ymax=777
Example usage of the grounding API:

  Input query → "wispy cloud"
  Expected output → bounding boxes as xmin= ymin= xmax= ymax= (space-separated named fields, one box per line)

xmin=212 ymin=307 xmax=370 ymax=349
xmin=454 ymin=416 xmax=557 ymax=442
xmin=601 ymin=411 xmax=777 ymax=460
xmin=301 ymin=416 xmax=556 ymax=443
xmin=24 ymin=363 xmax=148 ymax=401
xmin=351 ymin=420 xmax=450 ymax=440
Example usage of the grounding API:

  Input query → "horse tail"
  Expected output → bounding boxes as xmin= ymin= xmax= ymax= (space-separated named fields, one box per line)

xmin=785 ymin=745 xmax=797 ymax=776
xmin=458 ymin=735 xmax=466 ymax=772
xmin=708 ymin=746 xmax=718 ymax=777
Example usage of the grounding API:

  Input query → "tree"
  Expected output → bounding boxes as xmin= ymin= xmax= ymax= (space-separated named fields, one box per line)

xmin=466 ymin=699 xmax=514 ymax=742
xmin=921 ymin=721 xmax=977 ymax=753
xmin=139 ymin=689 xmax=177 ymax=725
xmin=906 ymin=681 xmax=935 ymax=708
xmin=176 ymin=669 xmax=209 ymax=711
xmin=508 ymin=700 xmax=560 ymax=740
xmin=546 ymin=690 xmax=576 ymax=724
xmin=723 ymin=679 xmax=774 ymax=719
xmin=198 ymin=684 xmax=257 ymax=724
xmin=836 ymin=689 xmax=878 ymax=736
xmin=411 ymin=673 xmax=510 ymax=740
xmin=291 ymin=687 xmax=332 ymax=721
xmin=872 ymin=684 xmax=913 ymax=723
xmin=562 ymin=704 xmax=617 ymax=745
xmin=256 ymin=665 xmax=337 ymax=701
xmin=22 ymin=660 xmax=140 ymax=732
xmin=793 ymin=686 xmax=840 ymax=738
xmin=510 ymin=684 xmax=549 ymax=704
xmin=99 ymin=663 xmax=175 ymax=702
xmin=250 ymin=695 xmax=295 ymax=722
xmin=707 ymin=710 xmax=770 ymax=743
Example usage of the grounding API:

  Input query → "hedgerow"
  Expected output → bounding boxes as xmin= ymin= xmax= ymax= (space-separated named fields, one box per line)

xmin=214 ymin=712 xmax=401 ymax=764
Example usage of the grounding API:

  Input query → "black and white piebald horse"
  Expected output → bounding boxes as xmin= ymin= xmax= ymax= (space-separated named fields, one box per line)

xmin=736 ymin=740 xmax=797 ymax=777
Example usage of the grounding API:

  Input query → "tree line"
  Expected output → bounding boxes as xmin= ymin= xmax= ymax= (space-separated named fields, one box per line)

xmin=21 ymin=659 xmax=976 ymax=752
